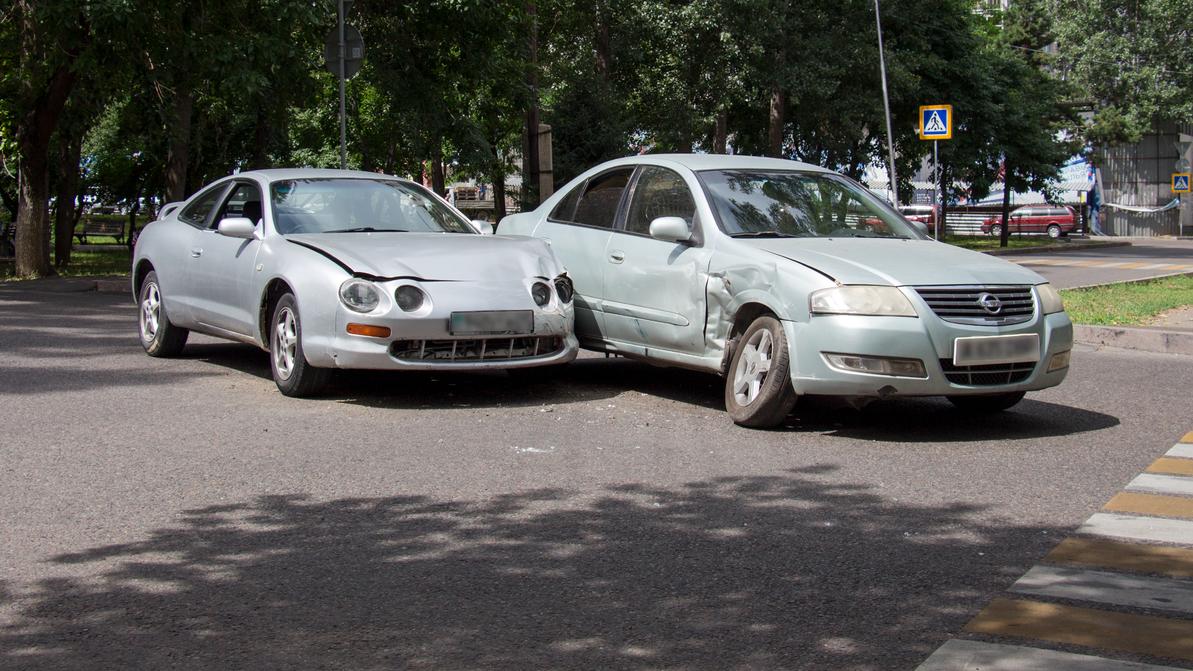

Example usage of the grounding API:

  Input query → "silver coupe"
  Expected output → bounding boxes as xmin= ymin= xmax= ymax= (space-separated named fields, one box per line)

xmin=499 ymin=155 xmax=1072 ymax=428
xmin=133 ymin=169 xmax=578 ymax=396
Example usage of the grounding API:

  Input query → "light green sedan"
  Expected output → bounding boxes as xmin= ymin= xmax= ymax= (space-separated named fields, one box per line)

xmin=499 ymin=155 xmax=1072 ymax=428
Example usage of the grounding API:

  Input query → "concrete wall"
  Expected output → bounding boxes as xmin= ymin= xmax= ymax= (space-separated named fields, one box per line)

xmin=1098 ymin=122 xmax=1192 ymax=236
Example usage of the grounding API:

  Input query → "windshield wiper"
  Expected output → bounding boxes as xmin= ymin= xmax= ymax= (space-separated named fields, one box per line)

xmin=323 ymin=227 xmax=409 ymax=233
xmin=729 ymin=231 xmax=798 ymax=238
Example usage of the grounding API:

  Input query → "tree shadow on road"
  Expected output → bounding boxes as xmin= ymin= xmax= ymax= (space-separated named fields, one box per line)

xmin=0 ymin=473 xmax=1063 ymax=670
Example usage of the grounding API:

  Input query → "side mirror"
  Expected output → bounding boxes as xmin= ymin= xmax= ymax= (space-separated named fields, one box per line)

xmin=649 ymin=216 xmax=692 ymax=243
xmin=472 ymin=219 xmax=495 ymax=235
xmin=217 ymin=217 xmax=258 ymax=239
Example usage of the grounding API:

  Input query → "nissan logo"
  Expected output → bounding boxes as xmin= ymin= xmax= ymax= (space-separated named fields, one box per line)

xmin=977 ymin=293 xmax=1003 ymax=314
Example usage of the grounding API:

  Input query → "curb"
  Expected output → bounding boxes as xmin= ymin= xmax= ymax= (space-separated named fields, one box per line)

xmin=982 ymin=240 xmax=1133 ymax=256
xmin=1075 ymin=324 xmax=1193 ymax=356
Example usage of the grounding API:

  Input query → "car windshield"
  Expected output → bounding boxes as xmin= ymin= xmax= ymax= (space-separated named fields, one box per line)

xmin=269 ymin=178 xmax=473 ymax=235
xmin=698 ymin=170 xmax=923 ymax=239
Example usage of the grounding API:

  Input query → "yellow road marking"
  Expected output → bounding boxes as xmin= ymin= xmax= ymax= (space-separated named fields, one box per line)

xmin=1147 ymin=457 xmax=1193 ymax=477
xmin=1115 ymin=262 xmax=1155 ymax=269
xmin=965 ymin=597 xmax=1193 ymax=662
xmin=1182 ymin=431 xmax=1193 ymax=444
xmin=1045 ymin=537 xmax=1193 ymax=578
xmin=1105 ymin=492 xmax=1193 ymax=519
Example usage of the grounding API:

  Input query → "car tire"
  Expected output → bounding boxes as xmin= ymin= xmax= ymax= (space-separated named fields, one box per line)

xmin=990 ymin=224 xmax=1003 ymax=237
xmin=138 ymin=271 xmax=188 ymax=357
xmin=269 ymin=293 xmax=331 ymax=397
xmin=1047 ymin=224 xmax=1062 ymax=239
xmin=724 ymin=315 xmax=798 ymax=428
xmin=947 ymin=391 xmax=1026 ymax=412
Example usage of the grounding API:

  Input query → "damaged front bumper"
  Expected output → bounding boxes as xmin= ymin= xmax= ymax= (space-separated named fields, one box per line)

xmin=784 ymin=311 xmax=1072 ymax=398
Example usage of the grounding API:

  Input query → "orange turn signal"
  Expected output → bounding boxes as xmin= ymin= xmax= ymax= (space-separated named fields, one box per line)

xmin=346 ymin=323 xmax=391 ymax=338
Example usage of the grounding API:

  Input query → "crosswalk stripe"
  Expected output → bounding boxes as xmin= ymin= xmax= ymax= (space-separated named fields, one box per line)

xmin=1078 ymin=512 xmax=1193 ymax=546
xmin=1147 ymin=457 xmax=1193 ymax=477
xmin=1126 ymin=473 xmax=1193 ymax=497
xmin=1009 ymin=565 xmax=1193 ymax=615
xmin=1168 ymin=444 xmax=1193 ymax=459
xmin=1105 ymin=492 xmax=1193 ymax=519
xmin=916 ymin=639 xmax=1188 ymax=671
xmin=1044 ymin=537 xmax=1193 ymax=578
xmin=964 ymin=597 xmax=1193 ymax=662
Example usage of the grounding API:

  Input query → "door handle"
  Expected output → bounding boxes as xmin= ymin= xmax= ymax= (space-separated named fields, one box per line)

xmin=190 ymin=248 xmax=203 ymax=258
xmin=609 ymin=250 xmax=625 ymax=264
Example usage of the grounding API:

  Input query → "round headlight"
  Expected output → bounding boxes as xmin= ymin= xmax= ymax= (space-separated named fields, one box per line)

xmin=395 ymin=285 xmax=425 ymax=312
xmin=531 ymin=281 xmax=552 ymax=306
xmin=339 ymin=279 xmax=380 ymax=313
xmin=554 ymin=276 xmax=574 ymax=303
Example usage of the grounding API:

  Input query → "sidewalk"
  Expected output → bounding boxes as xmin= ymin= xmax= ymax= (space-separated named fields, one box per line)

xmin=0 ymin=275 xmax=129 ymax=295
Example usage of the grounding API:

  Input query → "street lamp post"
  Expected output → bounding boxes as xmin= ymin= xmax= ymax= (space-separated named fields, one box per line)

xmin=874 ymin=0 xmax=898 ymax=206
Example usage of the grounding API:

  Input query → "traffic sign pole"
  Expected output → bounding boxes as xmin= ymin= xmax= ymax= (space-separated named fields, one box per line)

xmin=934 ymin=140 xmax=939 ymax=241
xmin=338 ymin=0 xmax=347 ymax=169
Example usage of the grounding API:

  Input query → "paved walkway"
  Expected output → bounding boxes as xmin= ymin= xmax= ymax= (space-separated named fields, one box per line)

xmin=918 ymin=432 xmax=1193 ymax=670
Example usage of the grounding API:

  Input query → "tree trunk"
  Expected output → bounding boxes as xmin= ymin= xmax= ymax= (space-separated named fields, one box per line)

xmin=431 ymin=149 xmax=446 ymax=198
xmin=522 ymin=0 xmax=540 ymax=209
xmin=15 ymin=150 xmax=53 ymax=277
xmin=767 ymin=86 xmax=784 ymax=157
xmin=594 ymin=1 xmax=611 ymax=80
xmin=999 ymin=173 xmax=1012 ymax=248
xmin=165 ymin=87 xmax=194 ymax=201
xmin=127 ymin=196 xmax=141 ymax=250
xmin=713 ymin=113 xmax=728 ymax=154
xmin=250 ymin=107 xmax=270 ymax=170
xmin=490 ymin=143 xmax=507 ymax=223
xmin=53 ymin=134 xmax=82 ymax=268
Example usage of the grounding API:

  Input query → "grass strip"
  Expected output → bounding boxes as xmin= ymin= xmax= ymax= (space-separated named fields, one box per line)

xmin=1061 ymin=274 xmax=1193 ymax=326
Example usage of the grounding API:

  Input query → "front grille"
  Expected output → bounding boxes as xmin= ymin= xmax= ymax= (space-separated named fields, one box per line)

xmin=390 ymin=336 xmax=563 ymax=362
xmin=913 ymin=285 xmax=1035 ymax=325
xmin=940 ymin=359 xmax=1035 ymax=386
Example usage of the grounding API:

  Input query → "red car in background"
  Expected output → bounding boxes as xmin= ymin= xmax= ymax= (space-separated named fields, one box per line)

xmin=982 ymin=205 xmax=1077 ymax=239
xmin=899 ymin=204 xmax=937 ymax=234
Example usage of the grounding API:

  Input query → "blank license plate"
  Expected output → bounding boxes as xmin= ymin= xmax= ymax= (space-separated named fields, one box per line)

xmin=953 ymin=334 xmax=1040 ymax=366
xmin=449 ymin=310 xmax=534 ymax=336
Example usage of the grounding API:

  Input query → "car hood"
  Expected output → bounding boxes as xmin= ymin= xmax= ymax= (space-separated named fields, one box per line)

xmin=286 ymin=232 xmax=556 ymax=280
xmin=746 ymin=238 xmax=1045 ymax=286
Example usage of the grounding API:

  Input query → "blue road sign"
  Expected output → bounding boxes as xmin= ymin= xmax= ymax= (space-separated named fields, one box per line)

xmin=1173 ymin=173 xmax=1191 ymax=193
xmin=919 ymin=105 xmax=952 ymax=141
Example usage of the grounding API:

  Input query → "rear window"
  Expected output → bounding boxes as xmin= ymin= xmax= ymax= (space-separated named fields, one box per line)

xmin=571 ymin=168 xmax=633 ymax=229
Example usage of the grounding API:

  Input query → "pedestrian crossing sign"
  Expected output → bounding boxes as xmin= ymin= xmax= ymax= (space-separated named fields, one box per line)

xmin=1174 ymin=173 xmax=1191 ymax=193
xmin=919 ymin=105 xmax=952 ymax=140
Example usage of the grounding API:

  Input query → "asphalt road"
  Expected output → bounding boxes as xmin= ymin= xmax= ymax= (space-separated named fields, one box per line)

xmin=1001 ymin=238 xmax=1193 ymax=289
xmin=2 ymin=285 xmax=1192 ymax=670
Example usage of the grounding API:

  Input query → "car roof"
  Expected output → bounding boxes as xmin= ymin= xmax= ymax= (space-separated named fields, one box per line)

xmin=599 ymin=153 xmax=832 ymax=174
xmin=232 ymin=168 xmax=411 ymax=183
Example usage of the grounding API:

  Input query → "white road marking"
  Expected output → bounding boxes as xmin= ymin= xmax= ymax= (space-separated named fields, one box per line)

xmin=1010 ymin=565 xmax=1193 ymax=615
xmin=916 ymin=639 xmax=1187 ymax=671
xmin=1126 ymin=473 xmax=1193 ymax=497
xmin=1167 ymin=444 xmax=1193 ymax=460
xmin=1078 ymin=513 xmax=1193 ymax=546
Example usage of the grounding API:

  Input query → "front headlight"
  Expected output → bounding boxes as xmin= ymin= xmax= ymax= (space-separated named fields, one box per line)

xmin=1037 ymin=283 xmax=1064 ymax=314
xmin=339 ymin=278 xmax=380 ymax=313
xmin=809 ymin=285 xmax=917 ymax=317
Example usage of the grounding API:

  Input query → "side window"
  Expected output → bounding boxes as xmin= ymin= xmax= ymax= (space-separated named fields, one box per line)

xmin=572 ymin=168 xmax=633 ymax=229
xmin=216 ymin=183 xmax=264 ymax=228
xmin=548 ymin=183 xmax=582 ymax=222
xmin=179 ymin=185 xmax=228 ymax=229
xmin=624 ymin=166 xmax=696 ymax=236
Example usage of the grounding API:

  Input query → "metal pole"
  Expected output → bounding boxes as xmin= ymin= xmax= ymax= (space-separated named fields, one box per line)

xmin=874 ymin=0 xmax=898 ymax=205
xmin=934 ymin=140 xmax=939 ymax=240
xmin=337 ymin=0 xmax=347 ymax=169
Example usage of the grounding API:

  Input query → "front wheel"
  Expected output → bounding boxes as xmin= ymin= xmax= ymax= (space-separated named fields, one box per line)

xmin=270 ymin=293 xmax=331 ymax=397
xmin=138 ymin=271 xmax=188 ymax=357
xmin=1047 ymin=224 xmax=1062 ymax=239
xmin=724 ymin=315 xmax=798 ymax=428
xmin=947 ymin=391 xmax=1026 ymax=412
xmin=989 ymin=224 xmax=1003 ymax=237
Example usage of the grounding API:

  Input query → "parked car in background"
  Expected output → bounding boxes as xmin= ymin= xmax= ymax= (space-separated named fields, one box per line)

xmin=981 ymin=205 xmax=1076 ymax=238
xmin=499 ymin=154 xmax=1072 ymax=428
xmin=133 ymin=169 xmax=577 ymax=396
xmin=899 ymin=204 xmax=938 ymax=234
